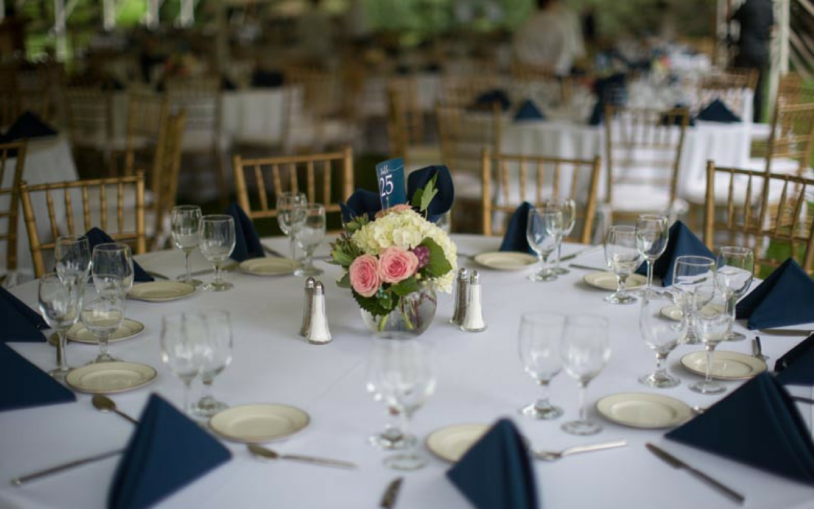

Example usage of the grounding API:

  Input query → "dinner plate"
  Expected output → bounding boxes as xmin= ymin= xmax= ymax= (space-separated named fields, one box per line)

xmin=596 ymin=393 xmax=693 ymax=429
xmin=473 ymin=252 xmax=537 ymax=271
xmin=680 ymin=351 xmax=767 ymax=380
xmin=239 ymin=258 xmax=300 ymax=276
xmin=583 ymin=272 xmax=646 ymax=291
xmin=66 ymin=319 xmax=145 ymax=344
xmin=128 ymin=282 xmax=195 ymax=302
xmin=209 ymin=404 xmax=311 ymax=444
xmin=660 ymin=305 xmax=683 ymax=321
xmin=65 ymin=362 xmax=157 ymax=394
xmin=426 ymin=423 xmax=490 ymax=463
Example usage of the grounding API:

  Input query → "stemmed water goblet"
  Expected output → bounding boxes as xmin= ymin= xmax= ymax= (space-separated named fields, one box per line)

xmin=635 ymin=214 xmax=669 ymax=292
xmin=526 ymin=205 xmax=563 ymax=282
xmin=200 ymin=215 xmax=236 ymax=292
xmin=549 ymin=198 xmax=576 ymax=275
xmin=81 ymin=279 xmax=125 ymax=364
xmin=294 ymin=204 xmax=326 ymax=277
xmin=38 ymin=274 xmax=83 ymax=380
xmin=171 ymin=205 xmax=203 ymax=287
xmin=639 ymin=289 xmax=685 ymax=388
xmin=277 ymin=192 xmax=307 ymax=260
xmin=161 ymin=312 xmax=204 ymax=415
xmin=690 ymin=296 xmax=731 ymax=395
xmin=560 ymin=315 xmax=611 ymax=435
xmin=672 ymin=255 xmax=716 ymax=345
xmin=604 ymin=225 xmax=643 ymax=304
xmin=518 ymin=312 xmax=564 ymax=419
xmin=91 ymin=243 xmax=134 ymax=297
xmin=716 ymin=246 xmax=754 ymax=342
xmin=55 ymin=236 xmax=91 ymax=287
xmin=192 ymin=310 xmax=233 ymax=418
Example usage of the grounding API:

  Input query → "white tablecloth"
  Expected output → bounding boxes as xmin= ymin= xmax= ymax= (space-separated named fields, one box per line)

xmin=1 ymin=235 xmax=813 ymax=509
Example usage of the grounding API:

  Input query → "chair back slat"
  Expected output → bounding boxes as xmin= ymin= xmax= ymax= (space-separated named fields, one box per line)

xmin=761 ymin=103 xmax=814 ymax=175
xmin=0 ymin=142 xmax=26 ymax=275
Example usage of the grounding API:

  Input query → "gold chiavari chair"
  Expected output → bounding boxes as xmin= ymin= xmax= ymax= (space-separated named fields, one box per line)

xmin=0 ymin=141 xmax=27 ymax=281
xmin=701 ymin=68 xmax=759 ymax=91
xmin=511 ymin=62 xmax=573 ymax=104
xmin=64 ymin=85 xmax=115 ymax=172
xmin=147 ymin=111 xmax=186 ymax=246
xmin=604 ymin=105 xmax=690 ymax=222
xmin=759 ymin=103 xmax=814 ymax=176
xmin=19 ymin=173 xmax=146 ymax=279
xmin=440 ymin=74 xmax=507 ymax=109
xmin=233 ymin=147 xmax=354 ymax=230
xmin=122 ymin=92 xmax=170 ymax=176
xmin=481 ymin=150 xmax=601 ymax=244
xmin=704 ymin=161 xmax=814 ymax=275
xmin=386 ymin=82 xmax=441 ymax=172
xmin=0 ymin=88 xmax=53 ymax=129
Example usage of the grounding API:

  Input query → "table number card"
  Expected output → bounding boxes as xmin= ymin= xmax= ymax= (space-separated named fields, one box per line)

xmin=375 ymin=158 xmax=406 ymax=210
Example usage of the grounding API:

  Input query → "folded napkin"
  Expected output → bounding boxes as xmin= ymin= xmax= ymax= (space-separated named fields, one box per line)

xmin=108 ymin=394 xmax=232 ymax=509
xmin=0 ymin=342 xmax=76 ymax=412
xmin=468 ymin=89 xmax=511 ymax=112
xmin=500 ymin=202 xmax=535 ymax=255
xmin=251 ymin=69 xmax=284 ymax=88
xmin=775 ymin=333 xmax=814 ymax=385
xmin=666 ymin=373 xmax=814 ymax=486
xmin=0 ymin=286 xmax=47 ymax=343
xmin=513 ymin=100 xmax=545 ymax=122
xmin=695 ymin=99 xmax=741 ymax=123
xmin=85 ymin=228 xmax=154 ymax=283
xmin=736 ymin=258 xmax=814 ymax=330
xmin=225 ymin=203 xmax=264 ymax=262
xmin=447 ymin=419 xmax=538 ymax=509
xmin=3 ymin=111 xmax=58 ymax=141
xmin=340 ymin=189 xmax=381 ymax=223
xmin=588 ymin=73 xmax=627 ymax=126
xmin=634 ymin=220 xmax=714 ymax=286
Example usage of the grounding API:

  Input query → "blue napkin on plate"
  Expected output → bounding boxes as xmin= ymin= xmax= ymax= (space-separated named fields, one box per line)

xmin=3 ymin=111 xmax=57 ymax=141
xmin=634 ymin=221 xmax=714 ymax=286
xmin=588 ymin=73 xmax=627 ymax=126
xmin=0 ymin=286 xmax=48 ymax=343
xmin=513 ymin=100 xmax=545 ymax=122
xmin=447 ymin=418 xmax=538 ymax=509
xmin=225 ymin=203 xmax=264 ymax=262
xmin=468 ymin=89 xmax=511 ymax=112
xmin=85 ymin=228 xmax=154 ymax=283
xmin=695 ymin=99 xmax=741 ymax=123
xmin=107 ymin=394 xmax=231 ymax=509
xmin=666 ymin=372 xmax=814 ymax=486
xmin=499 ymin=202 xmax=535 ymax=255
xmin=775 ymin=333 xmax=814 ymax=385
xmin=736 ymin=258 xmax=814 ymax=330
xmin=0 ymin=342 xmax=75 ymax=412
xmin=340 ymin=189 xmax=381 ymax=223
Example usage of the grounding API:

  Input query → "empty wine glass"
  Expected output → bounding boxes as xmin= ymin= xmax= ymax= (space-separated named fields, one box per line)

xmin=172 ymin=205 xmax=203 ymax=286
xmin=716 ymin=246 xmax=754 ymax=342
xmin=277 ymin=192 xmax=307 ymax=260
xmin=81 ymin=281 xmax=125 ymax=364
xmin=672 ymin=255 xmax=716 ymax=345
xmin=526 ymin=206 xmax=563 ymax=282
xmin=200 ymin=215 xmax=236 ymax=292
xmin=367 ymin=336 xmax=436 ymax=471
xmin=518 ymin=312 xmax=565 ymax=419
xmin=38 ymin=274 xmax=83 ymax=380
xmin=549 ymin=199 xmax=576 ymax=275
xmin=294 ymin=204 xmax=326 ymax=277
xmin=690 ymin=296 xmax=731 ymax=395
xmin=92 ymin=243 xmax=133 ymax=297
xmin=604 ymin=225 xmax=643 ymax=304
xmin=639 ymin=290 xmax=685 ymax=388
xmin=161 ymin=313 xmax=204 ymax=415
xmin=560 ymin=315 xmax=611 ymax=436
xmin=55 ymin=236 xmax=91 ymax=287
xmin=636 ymin=215 xmax=669 ymax=291
xmin=193 ymin=310 xmax=233 ymax=418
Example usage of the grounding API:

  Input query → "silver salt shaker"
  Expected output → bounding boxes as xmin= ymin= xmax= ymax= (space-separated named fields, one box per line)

xmin=461 ymin=270 xmax=486 ymax=332
xmin=450 ymin=268 xmax=469 ymax=326
xmin=306 ymin=282 xmax=332 ymax=344
xmin=299 ymin=277 xmax=316 ymax=337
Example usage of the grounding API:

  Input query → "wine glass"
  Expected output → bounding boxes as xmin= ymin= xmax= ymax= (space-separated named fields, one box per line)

xmin=81 ymin=281 xmax=125 ymax=364
xmin=161 ymin=313 xmax=204 ymax=415
xmin=690 ymin=296 xmax=731 ymax=395
xmin=716 ymin=246 xmax=754 ymax=342
xmin=91 ymin=243 xmax=133 ymax=297
xmin=38 ymin=274 xmax=83 ymax=380
xmin=294 ymin=204 xmax=326 ymax=277
xmin=526 ymin=206 xmax=563 ymax=282
xmin=604 ymin=225 xmax=643 ymax=304
xmin=200 ymin=215 xmax=236 ymax=292
xmin=639 ymin=289 xmax=685 ymax=388
xmin=277 ymin=192 xmax=307 ymax=260
xmin=635 ymin=214 xmax=669 ymax=291
xmin=518 ymin=312 xmax=564 ymax=419
xmin=193 ymin=310 xmax=233 ymax=418
xmin=560 ymin=315 xmax=611 ymax=436
xmin=54 ymin=236 xmax=91 ymax=287
xmin=171 ymin=205 xmax=203 ymax=287
xmin=549 ymin=198 xmax=576 ymax=275
xmin=672 ymin=255 xmax=716 ymax=345
xmin=366 ymin=336 xmax=436 ymax=471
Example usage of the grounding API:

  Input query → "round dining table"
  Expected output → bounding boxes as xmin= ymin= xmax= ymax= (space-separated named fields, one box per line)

xmin=1 ymin=235 xmax=813 ymax=509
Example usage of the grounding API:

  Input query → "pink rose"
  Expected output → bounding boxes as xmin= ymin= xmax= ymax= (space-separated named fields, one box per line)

xmin=378 ymin=247 xmax=419 ymax=284
xmin=375 ymin=204 xmax=413 ymax=219
xmin=349 ymin=255 xmax=381 ymax=297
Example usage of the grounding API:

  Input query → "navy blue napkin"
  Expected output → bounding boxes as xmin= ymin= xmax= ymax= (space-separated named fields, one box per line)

xmin=85 ymin=228 xmax=154 ymax=283
xmin=225 ymin=203 xmax=264 ymax=262
xmin=634 ymin=221 xmax=714 ymax=286
xmin=736 ymin=258 xmax=814 ymax=330
xmin=0 ymin=342 xmax=75 ymax=412
xmin=0 ymin=286 xmax=47 ymax=343
xmin=108 ymin=394 xmax=231 ymax=509
xmin=666 ymin=373 xmax=814 ymax=486
xmin=4 ymin=111 xmax=57 ymax=141
xmin=221 ymin=76 xmax=237 ymax=91
xmin=695 ymin=99 xmax=741 ymax=123
xmin=513 ymin=100 xmax=545 ymax=122
xmin=447 ymin=418 xmax=538 ymax=509
xmin=251 ymin=69 xmax=284 ymax=88
xmin=468 ymin=89 xmax=511 ymax=112
xmin=499 ymin=202 xmax=535 ymax=255
xmin=775 ymin=333 xmax=814 ymax=385
xmin=340 ymin=189 xmax=381 ymax=223
xmin=589 ymin=73 xmax=626 ymax=126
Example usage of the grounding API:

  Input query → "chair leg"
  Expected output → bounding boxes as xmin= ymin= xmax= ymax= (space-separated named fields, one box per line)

xmin=214 ymin=147 xmax=229 ymax=208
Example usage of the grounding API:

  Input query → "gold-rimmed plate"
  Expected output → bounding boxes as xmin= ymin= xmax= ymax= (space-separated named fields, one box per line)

xmin=239 ymin=258 xmax=300 ymax=276
xmin=426 ymin=423 xmax=490 ymax=463
xmin=583 ymin=272 xmax=646 ymax=291
xmin=473 ymin=252 xmax=537 ymax=271
xmin=680 ymin=351 xmax=767 ymax=380
xmin=68 ymin=319 xmax=145 ymax=344
xmin=209 ymin=404 xmax=311 ymax=444
xmin=660 ymin=305 xmax=683 ymax=321
xmin=65 ymin=362 xmax=157 ymax=394
xmin=128 ymin=282 xmax=195 ymax=302
xmin=596 ymin=393 xmax=693 ymax=429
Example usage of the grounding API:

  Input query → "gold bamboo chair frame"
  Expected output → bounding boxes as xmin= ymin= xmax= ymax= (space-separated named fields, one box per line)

xmin=760 ymin=103 xmax=814 ymax=176
xmin=148 ymin=111 xmax=186 ymax=244
xmin=123 ymin=92 xmax=170 ymax=177
xmin=0 ymin=141 xmax=27 ymax=277
xmin=387 ymin=79 xmax=427 ymax=160
xmin=64 ymin=85 xmax=115 ymax=172
xmin=440 ymin=74 xmax=507 ymax=109
xmin=511 ymin=62 xmax=573 ymax=103
xmin=437 ymin=103 xmax=502 ymax=177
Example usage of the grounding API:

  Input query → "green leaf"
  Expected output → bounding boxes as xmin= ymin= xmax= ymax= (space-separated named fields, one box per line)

xmin=419 ymin=176 xmax=439 ymax=213
xmin=352 ymin=291 xmax=390 ymax=317
xmin=420 ymin=237 xmax=453 ymax=278
xmin=336 ymin=271 xmax=351 ymax=289
xmin=390 ymin=277 xmax=420 ymax=297
xmin=331 ymin=249 xmax=355 ymax=267
xmin=411 ymin=188 xmax=424 ymax=209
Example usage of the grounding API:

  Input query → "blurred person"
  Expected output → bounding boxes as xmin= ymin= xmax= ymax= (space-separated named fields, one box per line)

xmin=730 ymin=0 xmax=774 ymax=122
xmin=513 ymin=0 xmax=585 ymax=76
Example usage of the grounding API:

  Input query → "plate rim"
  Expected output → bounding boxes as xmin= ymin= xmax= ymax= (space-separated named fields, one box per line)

xmin=595 ymin=392 xmax=693 ymax=429
xmin=473 ymin=251 xmax=538 ymax=271
xmin=66 ymin=318 xmax=146 ymax=344
xmin=65 ymin=361 xmax=157 ymax=394
xmin=128 ymin=281 xmax=196 ymax=302
xmin=208 ymin=403 xmax=311 ymax=444
xmin=583 ymin=271 xmax=646 ymax=290
xmin=239 ymin=257 xmax=300 ymax=276
xmin=680 ymin=350 xmax=767 ymax=380
xmin=425 ymin=422 xmax=490 ymax=463
xmin=659 ymin=305 xmax=683 ymax=322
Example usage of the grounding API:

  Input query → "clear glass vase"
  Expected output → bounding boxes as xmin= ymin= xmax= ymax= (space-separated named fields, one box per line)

xmin=361 ymin=283 xmax=437 ymax=337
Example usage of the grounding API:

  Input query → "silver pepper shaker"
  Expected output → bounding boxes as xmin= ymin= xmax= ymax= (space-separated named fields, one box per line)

xmin=461 ymin=270 xmax=486 ymax=332
xmin=299 ymin=277 xmax=316 ymax=337
xmin=306 ymin=282 xmax=332 ymax=344
xmin=450 ymin=268 xmax=469 ymax=326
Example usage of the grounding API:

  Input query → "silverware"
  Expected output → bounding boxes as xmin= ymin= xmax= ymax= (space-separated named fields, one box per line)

xmin=380 ymin=477 xmax=404 ymax=509
xmin=758 ymin=329 xmax=812 ymax=337
xmin=11 ymin=449 xmax=123 ymax=486
xmin=263 ymin=245 xmax=286 ymax=258
xmin=560 ymin=245 xmax=600 ymax=262
xmin=646 ymin=443 xmax=744 ymax=504
xmin=752 ymin=336 xmax=768 ymax=362
xmin=569 ymin=263 xmax=607 ymax=272
xmin=92 ymin=395 xmax=138 ymax=425
xmin=146 ymin=271 xmax=169 ymax=280
xmin=247 ymin=444 xmax=356 ymax=470
xmin=533 ymin=439 xmax=627 ymax=461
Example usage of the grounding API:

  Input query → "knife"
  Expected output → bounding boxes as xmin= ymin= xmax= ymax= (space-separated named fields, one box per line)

xmin=560 ymin=245 xmax=600 ymax=262
xmin=263 ymin=245 xmax=286 ymax=258
xmin=380 ymin=477 xmax=403 ymax=509
xmin=645 ymin=443 xmax=744 ymax=505
xmin=758 ymin=329 xmax=813 ymax=337
xmin=569 ymin=263 xmax=607 ymax=272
